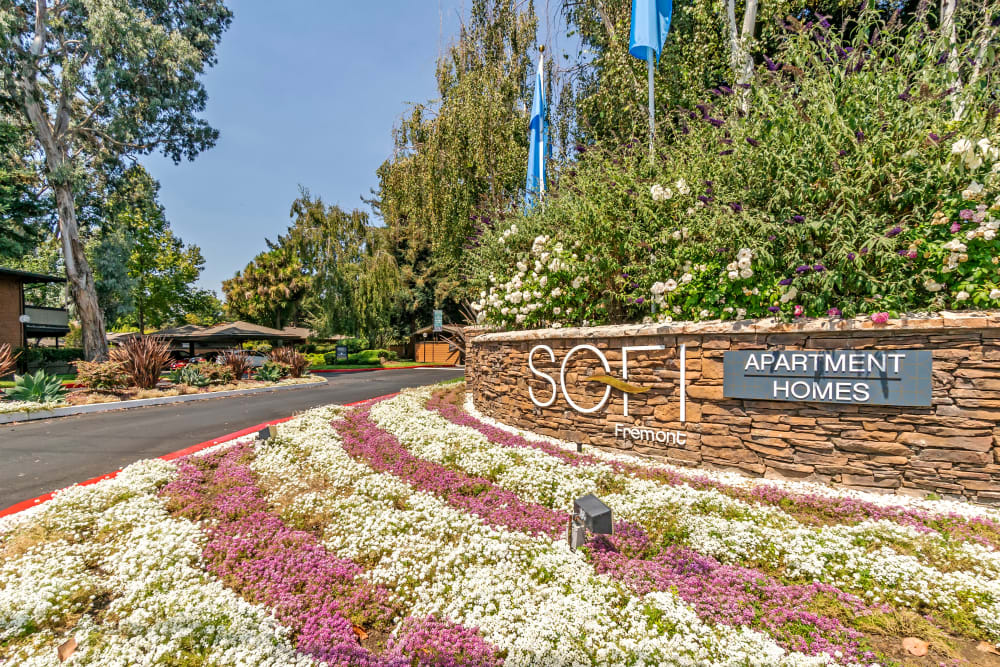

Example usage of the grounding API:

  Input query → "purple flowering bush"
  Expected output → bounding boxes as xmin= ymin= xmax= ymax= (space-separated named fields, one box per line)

xmin=470 ymin=5 xmax=1000 ymax=326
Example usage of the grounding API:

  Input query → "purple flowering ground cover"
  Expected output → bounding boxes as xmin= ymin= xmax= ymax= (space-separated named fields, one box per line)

xmin=160 ymin=441 xmax=503 ymax=667
xmin=427 ymin=389 xmax=1000 ymax=549
xmin=334 ymin=404 xmax=887 ymax=663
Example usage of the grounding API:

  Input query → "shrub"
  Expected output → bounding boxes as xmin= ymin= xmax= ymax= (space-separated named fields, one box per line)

xmin=174 ymin=365 xmax=211 ymax=388
xmin=218 ymin=351 xmax=252 ymax=380
xmin=244 ymin=340 xmax=272 ymax=355
xmin=343 ymin=337 xmax=367 ymax=353
xmin=74 ymin=360 xmax=129 ymax=390
xmin=4 ymin=370 xmax=67 ymax=403
xmin=109 ymin=336 xmax=172 ymax=389
xmin=268 ymin=347 xmax=309 ymax=378
xmin=191 ymin=362 xmax=234 ymax=385
xmin=305 ymin=352 xmax=326 ymax=367
xmin=352 ymin=349 xmax=396 ymax=365
xmin=470 ymin=6 xmax=1000 ymax=326
xmin=0 ymin=344 xmax=18 ymax=377
xmin=14 ymin=347 xmax=84 ymax=364
xmin=254 ymin=361 xmax=290 ymax=382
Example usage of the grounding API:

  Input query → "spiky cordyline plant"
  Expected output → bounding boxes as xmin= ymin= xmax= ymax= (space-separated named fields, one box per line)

xmin=109 ymin=336 xmax=172 ymax=389
xmin=218 ymin=350 xmax=252 ymax=380
xmin=0 ymin=343 xmax=18 ymax=377
xmin=268 ymin=347 xmax=308 ymax=378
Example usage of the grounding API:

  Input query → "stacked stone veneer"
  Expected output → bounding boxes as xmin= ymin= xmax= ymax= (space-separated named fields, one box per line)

xmin=467 ymin=312 xmax=1000 ymax=503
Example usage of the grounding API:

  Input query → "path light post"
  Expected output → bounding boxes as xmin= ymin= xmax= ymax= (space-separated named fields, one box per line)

xmin=568 ymin=493 xmax=613 ymax=550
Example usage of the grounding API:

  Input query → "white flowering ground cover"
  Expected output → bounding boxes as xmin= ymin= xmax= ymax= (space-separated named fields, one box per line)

xmin=0 ymin=400 xmax=65 ymax=415
xmin=3 ymin=382 xmax=1000 ymax=666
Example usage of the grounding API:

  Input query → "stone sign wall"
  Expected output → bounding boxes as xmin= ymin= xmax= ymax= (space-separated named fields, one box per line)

xmin=466 ymin=313 xmax=1000 ymax=503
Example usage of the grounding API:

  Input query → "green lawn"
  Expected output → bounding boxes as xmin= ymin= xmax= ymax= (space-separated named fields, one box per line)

xmin=0 ymin=373 xmax=77 ymax=388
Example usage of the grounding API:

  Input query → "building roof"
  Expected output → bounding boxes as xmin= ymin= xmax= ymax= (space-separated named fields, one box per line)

xmin=280 ymin=326 xmax=348 ymax=341
xmin=0 ymin=267 xmax=66 ymax=284
xmin=109 ymin=321 xmax=307 ymax=345
xmin=413 ymin=324 xmax=465 ymax=336
xmin=192 ymin=321 xmax=301 ymax=340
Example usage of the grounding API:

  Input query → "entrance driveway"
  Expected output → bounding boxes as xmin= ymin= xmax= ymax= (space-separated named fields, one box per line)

xmin=0 ymin=367 xmax=464 ymax=510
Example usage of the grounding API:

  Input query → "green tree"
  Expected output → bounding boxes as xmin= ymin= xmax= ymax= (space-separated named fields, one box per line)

xmin=223 ymin=245 xmax=307 ymax=330
xmin=0 ymin=119 xmax=45 ymax=259
xmin=560 ymin=0 xmax=922 ymax=144
xmin=1 ymin=0 xmax=232 ymax=359
xmin=96 ymin=166 xmax=209 ymax=333
xmin=225 ymin=190 xmax=401 ymax=343
xmin=181 ymin=289 xmax=224 ymax=326
xmin=371 ymin=0 xmax=537 ymax=331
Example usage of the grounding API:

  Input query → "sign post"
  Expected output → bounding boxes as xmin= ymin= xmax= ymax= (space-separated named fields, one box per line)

xmin=433 ymin=309 xmax=443 ymax=333
xmin=335 ymin=344 xmax=348 ymax=362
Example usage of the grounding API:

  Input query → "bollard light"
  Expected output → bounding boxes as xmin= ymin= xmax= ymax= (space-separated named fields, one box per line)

xmin=568 ymin=493 xmax=613 ymax=550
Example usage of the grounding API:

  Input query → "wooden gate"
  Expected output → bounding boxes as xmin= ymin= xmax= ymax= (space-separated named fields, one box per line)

xmin=415 ymin=342 xmax=459 ymax=364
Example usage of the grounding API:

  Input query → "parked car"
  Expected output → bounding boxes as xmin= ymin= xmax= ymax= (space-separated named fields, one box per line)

xmin=169 ymin=356 xmax=208 ymax=370
xmin=215 ymin=351 xmax=268 ymax=368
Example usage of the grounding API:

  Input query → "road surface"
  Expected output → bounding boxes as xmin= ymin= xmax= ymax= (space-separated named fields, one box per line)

xmin=0 ymin=367 xmax=463 ymax=510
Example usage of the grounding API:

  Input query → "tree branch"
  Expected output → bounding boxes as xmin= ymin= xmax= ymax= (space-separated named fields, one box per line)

xmin=595 ymin=0 xmax=616 ymax=42
xmin=30 ymin=0 xmax=47 ymax=57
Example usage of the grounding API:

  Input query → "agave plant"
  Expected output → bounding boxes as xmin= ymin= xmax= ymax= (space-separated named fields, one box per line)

xmin=0 ymin=343 xmax=18 ymax=377
xmin=268 ymin=346 xmax=308 ymax=378
xmin=4 ymin=369 xmax=67 ymax=403
xmin=184 ymin=365 xmax=212 ymax=387
xmin=109 ymin=336 xmax=172 ymax=389
xmin=218 ymin=350 xmax=252 ymax=380
xmin=254 ymin=361 xmax=289 ymax=382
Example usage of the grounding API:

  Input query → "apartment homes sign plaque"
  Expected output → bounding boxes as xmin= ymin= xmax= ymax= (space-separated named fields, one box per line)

xmin=723 ymin=350 xmax=933 ymax=407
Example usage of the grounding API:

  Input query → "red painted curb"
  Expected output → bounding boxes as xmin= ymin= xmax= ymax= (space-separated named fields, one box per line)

xmin=0 ymin=391 xmax=402 ymax=519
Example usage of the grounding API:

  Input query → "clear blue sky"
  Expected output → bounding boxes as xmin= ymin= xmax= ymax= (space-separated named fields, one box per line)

xmin=142 ymin=2 xmax=468 ymax=295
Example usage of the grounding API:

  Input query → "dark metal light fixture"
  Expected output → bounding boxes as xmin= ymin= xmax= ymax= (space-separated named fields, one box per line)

xmin=257 ymin=424 xmax=278 ymax=442
xmin=568 ymin=493 xmax=613 ymax=549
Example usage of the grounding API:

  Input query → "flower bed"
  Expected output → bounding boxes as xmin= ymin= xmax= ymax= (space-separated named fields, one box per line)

xmin=3 ymin=382 xmax=1000 ymax=665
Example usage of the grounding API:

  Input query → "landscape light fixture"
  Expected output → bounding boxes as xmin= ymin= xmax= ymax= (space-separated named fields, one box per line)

xmin=256 ymin=424 xmax=278 ymax=442
xmin=568 ymin=493 xmax=613 ymax=550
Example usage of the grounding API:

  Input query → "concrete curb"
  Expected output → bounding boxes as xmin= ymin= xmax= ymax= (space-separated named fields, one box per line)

xmin=0 ymin=377 xmax=328 ymax=425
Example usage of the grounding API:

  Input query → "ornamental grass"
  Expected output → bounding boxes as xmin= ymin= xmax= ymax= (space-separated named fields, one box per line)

xmin=108 ymin=335 xmax=172 ymax=389
xmin=0 ymin=343 xmax=17 ymax=377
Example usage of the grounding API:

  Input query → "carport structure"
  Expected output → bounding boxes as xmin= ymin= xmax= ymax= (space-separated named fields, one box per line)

xmin=112 ymin=321 xmax=304 ymax=357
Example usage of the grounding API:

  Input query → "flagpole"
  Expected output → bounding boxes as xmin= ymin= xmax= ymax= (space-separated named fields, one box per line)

xmin=647 ymin=50 xmax=655 ymax=159
xmin=539 ymin=47 xmax=545 ymax=199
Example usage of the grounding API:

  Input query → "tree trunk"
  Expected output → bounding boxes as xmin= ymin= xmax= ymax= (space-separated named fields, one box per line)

xmin=725 ymin=0 xmax=759 ymax=113
xmin=940 ymin=0 xmax=964 ymax=119
xmin=17 ymin=46 xmax=109 ymax=362
xmin=53 ymin=182 xmax=109 ymax=360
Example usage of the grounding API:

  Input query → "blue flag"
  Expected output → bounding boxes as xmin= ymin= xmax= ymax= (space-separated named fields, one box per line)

xmin=629 ymin=0 xmax=673 ymax=62
xmin=525 ymin=60 xmax=547 ymax=210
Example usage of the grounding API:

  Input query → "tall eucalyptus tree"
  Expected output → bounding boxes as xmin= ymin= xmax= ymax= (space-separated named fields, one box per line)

xmin=0 ymin=0 xmax=231 ymax=359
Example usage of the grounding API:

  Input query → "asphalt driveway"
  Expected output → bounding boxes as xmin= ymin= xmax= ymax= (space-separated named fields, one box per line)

xmin=0 ymin=367 xmax=464 ymax=511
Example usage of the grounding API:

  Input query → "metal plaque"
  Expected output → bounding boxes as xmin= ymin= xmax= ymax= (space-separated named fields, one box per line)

xmin=723 ymin=350 xmax=933 ymax=407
